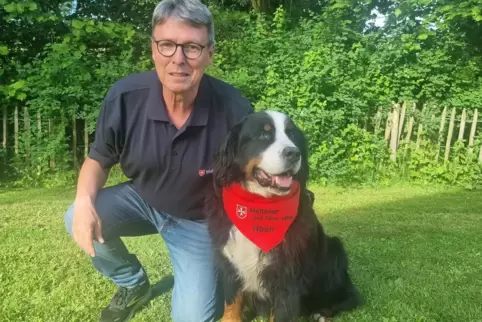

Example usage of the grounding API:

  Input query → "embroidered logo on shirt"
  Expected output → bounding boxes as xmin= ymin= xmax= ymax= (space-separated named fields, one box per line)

xmin=198 ymin=169 xmax=213 ymax=176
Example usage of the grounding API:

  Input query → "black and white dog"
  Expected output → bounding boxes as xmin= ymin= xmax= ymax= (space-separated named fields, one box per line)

xmin=205 ymin=110 xmax=362 ymax=322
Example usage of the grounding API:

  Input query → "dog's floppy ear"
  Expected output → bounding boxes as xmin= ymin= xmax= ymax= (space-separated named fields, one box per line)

xmin=213 ymin=120 xmax=244 ymax=187
xmin=292 ymin=121 xmax=310 ymax=188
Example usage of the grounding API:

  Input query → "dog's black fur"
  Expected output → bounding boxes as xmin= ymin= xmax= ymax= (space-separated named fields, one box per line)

xmin=204 ymin=111 xmax=363 ymax=321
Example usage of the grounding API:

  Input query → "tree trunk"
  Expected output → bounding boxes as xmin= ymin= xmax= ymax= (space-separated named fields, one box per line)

xmin=24 ymin=105 xmax=31 ymax=164
xmin=73 ymin=113 xmax=78 ymax=170
xmin=251 ymin=0 xmax=268 ymax=12
xmin=84 ymin=119 xmax=89 ymax=158
xmin=14 ymin=105 xmax=18 ymax=154
xmin=49 ymin=118 xmax=55 ymax=169
xmin=37 ymin=110 xmax=41 ymax=173
xmin=2 ymin=105 xmax=6 ymax=150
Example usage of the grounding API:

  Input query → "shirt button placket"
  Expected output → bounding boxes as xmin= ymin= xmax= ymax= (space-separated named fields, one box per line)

xmin=170 ymin=140 xmax=179 ymax=169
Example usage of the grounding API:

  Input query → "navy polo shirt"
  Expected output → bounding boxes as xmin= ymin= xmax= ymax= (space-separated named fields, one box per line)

xmin=88 ymin=70 xmax=253 ymax=220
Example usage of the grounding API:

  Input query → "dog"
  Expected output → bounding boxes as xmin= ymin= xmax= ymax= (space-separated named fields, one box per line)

xmin=204 ymin=110 xmax=363 ymax=322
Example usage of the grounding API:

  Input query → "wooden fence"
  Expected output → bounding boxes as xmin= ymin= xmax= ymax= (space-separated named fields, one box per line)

xmin=1 ymin=103 xmax=482 ymax=169
xmin=374 ymin=102 xmax=482 ymax=163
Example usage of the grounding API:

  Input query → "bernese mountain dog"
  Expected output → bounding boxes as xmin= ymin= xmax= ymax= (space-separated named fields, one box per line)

xmin=204 ymin=110 xmax=363 ymax=322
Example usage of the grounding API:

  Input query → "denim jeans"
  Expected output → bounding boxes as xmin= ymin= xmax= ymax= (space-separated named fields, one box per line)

xmin=64 ymin=181 xmax=222 ymax=322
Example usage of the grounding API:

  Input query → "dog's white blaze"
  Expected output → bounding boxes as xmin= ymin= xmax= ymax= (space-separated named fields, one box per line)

xmin=222 ymin=227 xmax=271 ymax=299
xmin=257 ymin=110 xmax=301 ymax=175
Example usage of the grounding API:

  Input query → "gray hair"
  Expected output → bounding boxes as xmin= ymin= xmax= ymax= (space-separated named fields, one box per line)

xmin=152 ymin=0 xmax=215 ymax=46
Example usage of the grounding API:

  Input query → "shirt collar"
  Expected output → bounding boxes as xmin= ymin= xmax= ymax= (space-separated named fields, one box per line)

xmin=147 ymin=72 xmax=211 ymax=127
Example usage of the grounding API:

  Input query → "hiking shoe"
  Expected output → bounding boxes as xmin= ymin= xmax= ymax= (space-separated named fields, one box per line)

xmin=99 ymin=281 xmax=152 ymax=322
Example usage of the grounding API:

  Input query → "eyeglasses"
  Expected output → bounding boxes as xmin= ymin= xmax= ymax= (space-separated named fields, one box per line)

xmin=153 ymin=39 xmax=206 ymax=59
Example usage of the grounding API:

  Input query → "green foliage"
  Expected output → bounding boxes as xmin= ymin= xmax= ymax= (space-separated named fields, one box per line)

xmin=211 ymin=6 xmax=482 ymax=188
xmin=309 ymin=124 xmax=393 ymax=186
xmin=403 ymin=139 xmax=482 ymax=189
xmin=1 ymin=1 xmax=482 ymax=189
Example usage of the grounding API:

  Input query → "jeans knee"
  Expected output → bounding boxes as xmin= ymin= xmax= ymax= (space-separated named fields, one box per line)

xmin=171 ymin=299 xmax=220 ymax=322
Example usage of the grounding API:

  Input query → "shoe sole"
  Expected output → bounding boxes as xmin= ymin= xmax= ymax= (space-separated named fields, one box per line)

xmin=120 ymin=287 xmax=153 ymax=322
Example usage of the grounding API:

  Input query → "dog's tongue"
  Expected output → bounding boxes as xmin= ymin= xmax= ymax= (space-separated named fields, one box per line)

xmin=272 ymin=175 xmax=293 ymax=188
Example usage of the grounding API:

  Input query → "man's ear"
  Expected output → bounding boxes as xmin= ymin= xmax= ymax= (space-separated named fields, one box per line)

xmin=213 ymin=121 xmax=243 ymax=187
xmin=207 ymin=44 xmax=214 ymax=63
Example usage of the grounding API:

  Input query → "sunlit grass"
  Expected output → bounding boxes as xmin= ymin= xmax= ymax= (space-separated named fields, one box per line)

xmin=1 ymin=184 xmax=481 ymax=321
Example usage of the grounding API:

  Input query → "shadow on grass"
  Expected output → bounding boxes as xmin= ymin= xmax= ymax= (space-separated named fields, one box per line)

xmin=125 ymin=275 xmax=175 ymax=320
xmin=128 ymin=186 xmax=482 ymax=322
xmin=151 ymin=275 xmax=175 ymax=299
xmin=307 ymin=186 xmax=482 ymax=322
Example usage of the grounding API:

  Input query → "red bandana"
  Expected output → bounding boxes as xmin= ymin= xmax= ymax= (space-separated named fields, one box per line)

xmin=222 ymin=181 xmax=301 ymax=252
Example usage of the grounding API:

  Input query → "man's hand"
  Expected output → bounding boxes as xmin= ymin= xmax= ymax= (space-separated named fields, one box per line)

xmin=72 ymin=157 xmax=110 ymax=256
xmin=72 ymin=196 xmax=104 ymax=257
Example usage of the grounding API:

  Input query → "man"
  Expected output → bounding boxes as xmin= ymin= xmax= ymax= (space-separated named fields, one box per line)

xmin=63 ymin=0 xmax=253 ymax=321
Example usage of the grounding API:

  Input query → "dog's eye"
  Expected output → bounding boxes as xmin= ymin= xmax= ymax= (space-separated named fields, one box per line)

xmin=259 ymin=132 xmax=270 ymax=140
xmin=286 ymin=129 xmax=295 ymax=139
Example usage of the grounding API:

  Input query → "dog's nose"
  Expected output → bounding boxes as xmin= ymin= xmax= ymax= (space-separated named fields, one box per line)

xmin=282 ymin=146 xmax=301 ymax=163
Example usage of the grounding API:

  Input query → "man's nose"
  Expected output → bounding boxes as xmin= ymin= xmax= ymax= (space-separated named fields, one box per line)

xmin=171 ymin=46 xmax=186 ymax=64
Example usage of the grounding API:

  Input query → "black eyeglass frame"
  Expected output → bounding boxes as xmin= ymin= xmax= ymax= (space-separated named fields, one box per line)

xmin=152 ymin=39 xmax=208 ymax=59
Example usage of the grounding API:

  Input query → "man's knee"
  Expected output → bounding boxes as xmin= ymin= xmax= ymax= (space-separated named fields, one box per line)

xmin=172 ymin=285 xmax=223 ymax=322
xmin=172 ymin=300 xmax=221 ymax=322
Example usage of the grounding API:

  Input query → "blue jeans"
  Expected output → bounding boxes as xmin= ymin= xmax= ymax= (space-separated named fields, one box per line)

xmin=64 ymin=181 xmax=222 ymax=322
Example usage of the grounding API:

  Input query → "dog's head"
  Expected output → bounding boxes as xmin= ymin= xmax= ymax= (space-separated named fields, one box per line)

xmin=213 ymin=110 xmax=309 ymax=197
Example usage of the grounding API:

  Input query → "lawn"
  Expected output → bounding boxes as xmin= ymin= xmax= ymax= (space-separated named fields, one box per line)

xmin=1 ymin=183 xmax=481 ymax=321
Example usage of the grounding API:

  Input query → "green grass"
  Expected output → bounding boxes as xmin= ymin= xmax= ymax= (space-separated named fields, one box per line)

xmin=1 ymin=184 xmax=481 ymax=321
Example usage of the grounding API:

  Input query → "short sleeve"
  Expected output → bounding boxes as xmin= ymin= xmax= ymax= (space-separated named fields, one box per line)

xmin=88 ymin=96 xmax=122 ymax=169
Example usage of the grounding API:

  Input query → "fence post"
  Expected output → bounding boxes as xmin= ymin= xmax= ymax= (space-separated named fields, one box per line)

xmin=415 ymin=103 xmax=424 ymax=150
xmin=385 ymin=111 xmax=393 ymax=141
xmin=458 ymin=108 xmax=466 ymax=142
xmin=397 ymin=101 xmax=406 ymax=143
xmin=444 ymin=107 xmax=456 ymax=161
xmin=404 ymin=104 xmax=415 ymax=157
xmin=436 ymin=106 xmax=447 ymax=161
xmin=468 ymin=109 xmax=478 ymax=154
xmin=390 ymin=103 xmax=400 ymax=161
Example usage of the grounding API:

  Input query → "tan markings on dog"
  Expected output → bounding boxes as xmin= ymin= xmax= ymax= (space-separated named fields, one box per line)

xmin=270 ymin=311 xmax=274 ymax=322
xmin=244 ymin=157 xmax=261 ymax=179
xmin=221 ymin=292 xmax=243 ymax=322
xmin=264 ymin=123 xmax=272 ymax=131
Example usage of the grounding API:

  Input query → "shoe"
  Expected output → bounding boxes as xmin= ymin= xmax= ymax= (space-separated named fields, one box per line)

xmin=99 ymin=281 xmax=152 ymax=322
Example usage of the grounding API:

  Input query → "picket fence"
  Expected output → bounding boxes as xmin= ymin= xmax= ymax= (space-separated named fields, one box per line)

xmin=373 ymin=102 xmax=481 ymax=163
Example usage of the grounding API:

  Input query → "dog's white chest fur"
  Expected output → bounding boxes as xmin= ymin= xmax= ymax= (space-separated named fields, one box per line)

xmin=222 ymin=227 xmax=271 ymax=298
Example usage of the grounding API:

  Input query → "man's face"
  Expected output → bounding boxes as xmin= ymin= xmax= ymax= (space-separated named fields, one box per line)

xmin=151 ymin=18 xmax=214 ymax=95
